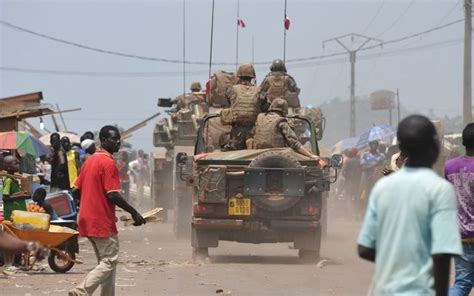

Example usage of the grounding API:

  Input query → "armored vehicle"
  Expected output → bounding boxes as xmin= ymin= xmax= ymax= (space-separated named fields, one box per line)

xmin=152 ymin=95 xmax=207 ymax=238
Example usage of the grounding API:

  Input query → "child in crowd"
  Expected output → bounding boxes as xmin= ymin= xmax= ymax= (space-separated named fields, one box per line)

xmin=2 ymin=156 xmax=28 ymax=220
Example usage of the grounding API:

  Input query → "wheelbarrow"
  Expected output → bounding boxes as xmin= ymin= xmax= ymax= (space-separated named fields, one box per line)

xmin=1 ymin=221 xmax=83 ymax=273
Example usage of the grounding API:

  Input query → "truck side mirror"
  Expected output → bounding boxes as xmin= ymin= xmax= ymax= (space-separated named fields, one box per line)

xmin=330 ymin=154 xmax=343 ymax=169
xmin=176 ymin=152 xmax=188 ymax=166
xmin=158 ymin=98 xmax=174 ymax=108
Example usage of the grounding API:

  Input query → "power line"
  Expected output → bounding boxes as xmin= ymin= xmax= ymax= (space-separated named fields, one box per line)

xmin=436 ymin=0 xmax=463 ymax=27
xmin=0 ymin=19 xmax=345 ymax=66
xmin=377 ymin=0 xmax=416 ymax=37
xmin=364 ymin=18 xmax=464 ymax=51
xmin=0 ymin=18 xmax=464 ymax=65
xmin=362 ymin=0 xmax=417 ymax=87
xmin=0 ymin=38 xmax=467 ymax=77
xmin=362 ymin=0 xmax=386 ymax=34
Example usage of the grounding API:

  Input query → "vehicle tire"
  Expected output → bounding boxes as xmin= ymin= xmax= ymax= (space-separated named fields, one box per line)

xmin=192 ymin=247 xmax=209 ymax=262
xmin=248 ymin=151 xmax=303 ymax=212
xmin=173 ymin=187 xmax=192 ymax=240
xmin=48 ymin=249 xmax=75 ymax=273
xmin=321 ymin=192 xmax=328 ymax=238
xmin=298 ymin=250 xmax=319 ymax=264
xmin=249 ymin=150 xmax=302 ymax=170
xmin=295 ymin=227 xmax=322 ymax=264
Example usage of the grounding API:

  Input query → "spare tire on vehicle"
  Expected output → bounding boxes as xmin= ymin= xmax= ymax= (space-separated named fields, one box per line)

xmin=248 ymin=151 xmax=303 ymax=212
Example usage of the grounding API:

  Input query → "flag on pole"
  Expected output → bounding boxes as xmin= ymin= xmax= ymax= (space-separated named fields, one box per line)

xmin=237 ymin=19 xmax=246 ymax=28
xmin=284 ymin=16 xmax=290 ymax=30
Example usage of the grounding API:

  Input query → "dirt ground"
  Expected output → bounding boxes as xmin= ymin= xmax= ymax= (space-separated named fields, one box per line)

xmin=1 ymin=196 xmax=382 ymax=296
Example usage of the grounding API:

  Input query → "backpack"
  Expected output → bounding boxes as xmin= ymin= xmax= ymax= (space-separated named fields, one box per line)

xmin=231 ymin=84 xmax=260 ymax=126
xmin=208 ymin=71 xmax=238 ymax=107
xmin=266 ymin=74 xmax=301 ymax=108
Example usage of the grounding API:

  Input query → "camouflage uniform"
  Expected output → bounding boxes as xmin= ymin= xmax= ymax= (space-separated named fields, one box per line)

xmin=224 ymin=64 xmax=260 ymax=150
xmin=258 ymin=59 xmax=300 ymax=109
xmin=175 ymin=81 xmax=205 ymax=111
xmin=254 ymin=112 xmax=302 ymax=150
xmin=225 ymin=80 xmax=258 ymax=150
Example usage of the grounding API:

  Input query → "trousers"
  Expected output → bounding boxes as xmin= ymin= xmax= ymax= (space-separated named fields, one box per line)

xmin=69 ymin=235 xmax=119 ymax=296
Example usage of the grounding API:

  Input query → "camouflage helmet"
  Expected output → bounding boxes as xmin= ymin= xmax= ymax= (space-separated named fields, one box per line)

xmin=270 ymin=59 xmax=287 ymax=72
xmin=269 ymin=97 xmax=288 ymax=115
xmin=237 ymin=63 xmax=256 ymax=78
xmin=190 ymin=81 xmax=202 ymax=92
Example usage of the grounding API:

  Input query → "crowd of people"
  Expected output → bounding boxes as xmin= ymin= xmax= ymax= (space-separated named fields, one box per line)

xmin=0 ymin=126 xmax=154 ymax=295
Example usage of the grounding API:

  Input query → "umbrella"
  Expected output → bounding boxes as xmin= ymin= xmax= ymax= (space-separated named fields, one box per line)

xmin=119 ymin=147 xmax=135 ymax=154
xmin=330 ymin=137 xmax=359 ymax=155
xmin=356 ymin=124 xmax=396 ymax=148
xmin=39 ymin=132 xmax=81 ymax=146
xmin=0 ymin=131 xmax=49 ymax=157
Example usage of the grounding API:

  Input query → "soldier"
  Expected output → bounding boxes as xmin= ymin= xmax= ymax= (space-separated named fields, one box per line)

xmin=254 ymin=98 xmax=322 ymax=162
xmin=225 ymin=63 xmax=262 ymax=150
xmin=259 ymin=59 xmax=300 ymax=110
xmin=176 ymin=81 xmax=203 ymax=110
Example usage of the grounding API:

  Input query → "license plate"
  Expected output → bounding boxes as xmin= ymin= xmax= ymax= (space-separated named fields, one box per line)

xmin=228 ymin=198 xmax=251 ymax=216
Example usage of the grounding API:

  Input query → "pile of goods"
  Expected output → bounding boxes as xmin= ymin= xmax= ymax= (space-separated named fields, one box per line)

xmin=11 ymin=210 xmax=50 ymax=231
xmin=27 ymin=203 xmax=46 ymax=213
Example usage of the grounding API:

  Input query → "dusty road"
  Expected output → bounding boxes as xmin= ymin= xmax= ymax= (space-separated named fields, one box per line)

xmin=2 ymin=202 xmax=374 ymax=296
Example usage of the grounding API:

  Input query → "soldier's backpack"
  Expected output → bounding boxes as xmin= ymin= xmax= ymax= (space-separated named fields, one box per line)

xmin=266 ymin=74 xmax=301 ymax=108
xmin=207 ymin=71 xmax=238 ymax=107
xmin=231 ymin=84 xmax=260 ymax=126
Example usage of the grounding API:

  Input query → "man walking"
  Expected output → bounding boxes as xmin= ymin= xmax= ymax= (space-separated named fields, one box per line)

xmin=357 ymin=115 xmax=462 ymax=295
xmin=446 ymin=123 xmax=474 ymax=295
xmin=359 ymin=140 xmax=385 ymax=199
xmin=69 ymin=126 xmax=145 ymax=296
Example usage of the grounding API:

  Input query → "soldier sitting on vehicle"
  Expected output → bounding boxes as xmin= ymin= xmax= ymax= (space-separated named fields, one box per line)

xmin=175 ymin=81 xmax=207 ymax=112
xmin=254 ymin=98 xmax=323 ymax=164
xmin=224 ymin=63 xmax=265 ymax=150
xmin=258 ymin=59 xmax=301 ymax=111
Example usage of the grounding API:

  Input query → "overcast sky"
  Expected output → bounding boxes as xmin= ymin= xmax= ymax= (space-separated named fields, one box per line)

xmin=0 ymin=0 xmax=467 ymax=150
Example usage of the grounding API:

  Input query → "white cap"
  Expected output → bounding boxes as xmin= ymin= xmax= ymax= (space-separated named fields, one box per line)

xmin=81 ymin=139 xmax=95 ymax=150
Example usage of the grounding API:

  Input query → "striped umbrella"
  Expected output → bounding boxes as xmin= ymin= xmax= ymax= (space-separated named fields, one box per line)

xmin=0 ymin=131 xmax=49 ymax=157
xmin=356 ymin=124 xmax=396 ymax=148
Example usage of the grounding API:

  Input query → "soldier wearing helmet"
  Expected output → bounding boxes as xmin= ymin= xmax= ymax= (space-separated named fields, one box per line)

xmin=175 ymin=81 xmax=206 ymax=110
xmin=258 ymin=59 xmax=300 ymax=111
xmin=224 ymin=63 xmax=263 ymax=150
xmin=190 ymin=81 xmax=202 ymax=92
xmin=254 ymin=98 xmax=322 ymax=162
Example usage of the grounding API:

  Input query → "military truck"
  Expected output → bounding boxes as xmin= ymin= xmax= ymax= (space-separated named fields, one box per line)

xmin=152 ymin=96 xmax=207 ymax=238
xmin=177 ymin=113 xmax=342 ymax=262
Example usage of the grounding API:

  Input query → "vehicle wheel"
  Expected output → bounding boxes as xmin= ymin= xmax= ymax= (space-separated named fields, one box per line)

xmin=192 ymin=247 xmax=209 ymax=262
xmin=48 ymin=249 xmax=75 ymax=273
xmin=248 ymin=151 xmax=303 ymax=212
xmin=298 ymin=250 xmax=319 ymax=264
xmin=321 ymin=192 xmax=328 ymax=238
xmin=249 ymin=150 xmax=302 ymax=169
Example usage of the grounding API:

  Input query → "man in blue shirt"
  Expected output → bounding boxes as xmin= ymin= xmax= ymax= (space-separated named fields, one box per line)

xmin=359 ymin=140 xmax=385 ymax=206
xmin=358 ymin=115 xmax=462 ymax=295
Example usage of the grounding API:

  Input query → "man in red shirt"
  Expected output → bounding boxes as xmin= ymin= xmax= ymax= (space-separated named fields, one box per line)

xmin=69 ymin=126 xmax=145 ymax=296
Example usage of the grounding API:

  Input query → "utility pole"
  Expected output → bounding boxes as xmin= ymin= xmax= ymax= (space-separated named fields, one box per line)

xmin=463 ymin=0 xmax=472 ymax=126
xmin=182 ymin=0 xmax=186 ymax=96
xmin=397 ymin=88 xmax=401 ymax=123
xmin=283 ymin=0 xmax=288 ymax=63
xmin=235 ymin=0 xmax=240 ymax=70
xmin=323 ymin=33 xmax=383 ymax=137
